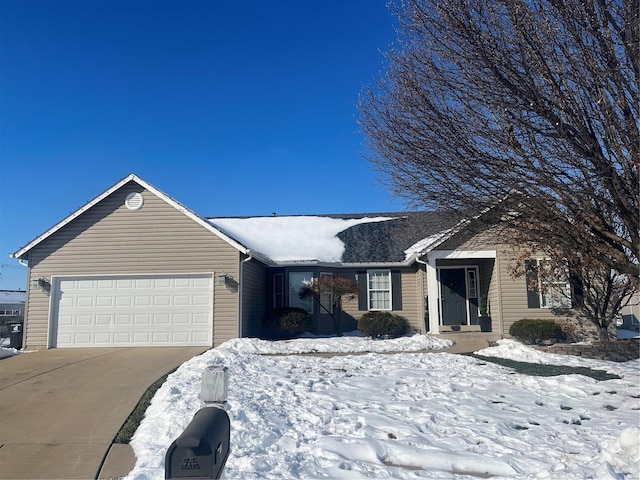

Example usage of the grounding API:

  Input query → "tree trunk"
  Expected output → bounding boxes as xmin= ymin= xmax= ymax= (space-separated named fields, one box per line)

xmin=334 ymin=306 xmax=343 ymax=337
xmin=598 ymin=326 xmax=611 ymax=342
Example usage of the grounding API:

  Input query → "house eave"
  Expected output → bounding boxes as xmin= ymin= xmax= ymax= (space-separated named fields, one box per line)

xmin=267 ymin=260 xmax=413 ymax=268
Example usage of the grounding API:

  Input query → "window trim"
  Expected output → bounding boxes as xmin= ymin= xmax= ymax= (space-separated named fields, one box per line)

xmin=528 ymin=259 xmax=572 ymax=309
xmin=367 ymin=269 xmax=392 ymax=311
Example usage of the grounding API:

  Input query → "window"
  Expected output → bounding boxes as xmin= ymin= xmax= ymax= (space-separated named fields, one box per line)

xmin=0 ymin=309 xmax=20 ymax=316
xmin=368 ymin=270 xmax=391 ymax=310
xmin=467 ymin=269 xmax=477 ymax=299
xmin=526 ymin=259 xmax=571 ymax=309
xmin=273 ymin=273 xmax=284 ymax=308
xmin=289 ymin=271 xmax=313 ymax=313
xmin=319 ymin=272 xmax=333 ymax=314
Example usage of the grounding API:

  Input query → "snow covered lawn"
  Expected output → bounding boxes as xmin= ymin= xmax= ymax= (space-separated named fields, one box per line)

xmin=125 ymin=335 xmax=639 ymax=479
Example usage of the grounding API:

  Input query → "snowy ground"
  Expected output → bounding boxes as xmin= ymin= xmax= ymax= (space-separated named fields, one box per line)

xmin=125 ymin=334 xmax=640 ymax=480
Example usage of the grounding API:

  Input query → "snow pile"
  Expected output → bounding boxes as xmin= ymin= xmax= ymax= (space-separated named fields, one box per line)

xmin=239 ymin=330 xmax=453 ymax=354
xmin=209 ymin=215 xmax=393 ymax=262
xmin=0 ymin=347 xmax=20 ymax=359
xmin=0 ymin=337 xmax=21 ymax=359
xmin=126 ymin=336 xmax=640 ymax=480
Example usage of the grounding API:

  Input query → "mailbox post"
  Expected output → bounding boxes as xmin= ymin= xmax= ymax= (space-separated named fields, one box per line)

xmin=165 ymin=367 xmax=231 ymax=479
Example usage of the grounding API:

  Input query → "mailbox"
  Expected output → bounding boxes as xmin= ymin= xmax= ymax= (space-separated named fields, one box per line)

xmin=165 ymin=407 xmax=230 ymax=479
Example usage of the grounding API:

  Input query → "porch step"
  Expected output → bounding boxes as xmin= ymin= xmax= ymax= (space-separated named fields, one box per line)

xmin=434 ymin=332 xmax=503 ymax=353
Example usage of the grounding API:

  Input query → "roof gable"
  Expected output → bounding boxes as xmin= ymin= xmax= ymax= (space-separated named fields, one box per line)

xmin=11 ymin=173 xmax=247 ymax=259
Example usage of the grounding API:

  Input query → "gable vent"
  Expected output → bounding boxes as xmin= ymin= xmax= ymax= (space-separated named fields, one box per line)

xmin=125 ymin=192 xmax=144 ymax=211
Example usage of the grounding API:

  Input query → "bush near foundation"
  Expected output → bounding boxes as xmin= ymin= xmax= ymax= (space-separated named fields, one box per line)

xmin=359 ymin=311 xmax=409 ymax=339
xmin=263 ymin=307 xmax=312 ymax=339
xmin=509 ymin=319 xmax=565 ymax=345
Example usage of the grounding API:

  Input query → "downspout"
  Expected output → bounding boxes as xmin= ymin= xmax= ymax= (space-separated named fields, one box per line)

xmin=238 ymin=252 xmax=253 ymax=339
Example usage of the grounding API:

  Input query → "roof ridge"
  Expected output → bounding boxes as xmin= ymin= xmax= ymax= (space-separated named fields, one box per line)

xmin=205 ymin=210 xmax=443 ymax=220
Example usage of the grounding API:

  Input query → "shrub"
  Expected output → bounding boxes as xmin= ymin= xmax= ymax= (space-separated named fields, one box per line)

xmin=358 ymin=311 xmax=409 ymax=339
xmin=263 ymin=307 xmax=312 ymax=339
xmin=509 ymin=319 xmax=565 ymax=345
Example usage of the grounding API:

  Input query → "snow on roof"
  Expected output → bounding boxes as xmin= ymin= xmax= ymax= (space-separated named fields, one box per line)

xmin=404 ymin=230 xmax=454 ymax=259
xmin=208 ymin=215 xmax=395 ymax=262
xmin=0 ymin=291 xmax=25 ymax=304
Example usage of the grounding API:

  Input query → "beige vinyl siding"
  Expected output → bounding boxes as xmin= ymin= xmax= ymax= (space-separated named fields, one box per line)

xmin=392 ymin=267 xmax=422 ymax=331
xmin=240 ymin=257 xmax=267 ymax=338
xmin=340 ymin=266 xmax=423 ymax=332
xmin=23 ymin=181 xmax=241 ymax=349
xmin=496 ymin=246 xmax=569 ymax=336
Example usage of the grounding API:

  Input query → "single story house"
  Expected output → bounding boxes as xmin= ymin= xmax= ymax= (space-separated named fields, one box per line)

xmin=11 ymin=174 xmax=580 ymax=349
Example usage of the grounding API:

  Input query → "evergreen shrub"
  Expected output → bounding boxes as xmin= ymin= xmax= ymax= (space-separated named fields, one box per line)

xmin=263 ymin=307 xmax=312 ymax=339
xmin=509 ymin=318 xmax=565 ymax=345
xmin=359 ymin=311 xmax=409 ymax=339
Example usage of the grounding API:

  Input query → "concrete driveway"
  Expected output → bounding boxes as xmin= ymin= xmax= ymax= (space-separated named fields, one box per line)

xmin=0 ymin=347 xmax=208 ymax=480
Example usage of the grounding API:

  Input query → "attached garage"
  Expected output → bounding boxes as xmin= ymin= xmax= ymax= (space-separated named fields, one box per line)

xmin=11 ymin=174 xmax=254 ymax=350
xmin=50 ymin=274 xmax=214 ymax=348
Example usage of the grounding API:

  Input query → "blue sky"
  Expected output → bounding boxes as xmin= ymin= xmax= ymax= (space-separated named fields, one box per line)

xmin=0 ymin=0 xmax=406 ymax=290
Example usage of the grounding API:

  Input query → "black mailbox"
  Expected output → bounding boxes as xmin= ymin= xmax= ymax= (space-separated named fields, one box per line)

xmin=7 ymin=321 xmax=23 ymax=349
xmin=165 ymin=407 xmax=230 ymax=479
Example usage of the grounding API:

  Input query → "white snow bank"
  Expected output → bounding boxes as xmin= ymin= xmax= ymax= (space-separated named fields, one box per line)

xmin=241 ymin=331 xmax=453 ymax=354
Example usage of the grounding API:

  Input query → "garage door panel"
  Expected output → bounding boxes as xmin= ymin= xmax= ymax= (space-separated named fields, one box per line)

xmin=94 ymin=333 xmax=112 ymax=344
xmin=135 ymin=296 xmax=151 ymax=306
xmin=117 ymin=279 xmax=134 ymax=289
xmin=53 ymin=274 xmax=213 ymax=348
xmin=76 ymin=315 xmax=92 ymax=326
xmin=97 ymin=296 xmax=113 ymax=307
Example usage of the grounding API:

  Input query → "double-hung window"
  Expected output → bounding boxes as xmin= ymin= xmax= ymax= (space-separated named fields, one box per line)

xmin=526 ymin=259 xmax=571 ymax=309
xmin=368 ymin=270 xmax=392 ymax=310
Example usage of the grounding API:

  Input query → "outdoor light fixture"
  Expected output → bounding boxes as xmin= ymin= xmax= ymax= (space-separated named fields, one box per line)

xmin=30 ymin=278 xmax=49 ymax=289
xmin=217 ymin=273 xmax=228 ymax=286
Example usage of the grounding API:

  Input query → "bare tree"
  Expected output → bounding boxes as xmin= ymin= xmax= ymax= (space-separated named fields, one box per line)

xmin=300 ymin=275 xmax=360 ymax=336
xmin=358 ymin=0 xmax=639 ymax=335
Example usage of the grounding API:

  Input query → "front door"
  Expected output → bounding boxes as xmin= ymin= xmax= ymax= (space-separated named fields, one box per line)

xmin=440 ymin=268 xmax=467 ymax=326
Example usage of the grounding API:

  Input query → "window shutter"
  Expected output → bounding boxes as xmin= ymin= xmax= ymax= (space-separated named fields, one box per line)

xmin=391 ymin=271 xmax=402 ymax=310
xmin=570 ymin=275 xmax=583 ymax=309
xmin=357 ymin=271 xmax=367 ymax=310
xmin=525 ymin=260 xmax=540 ymax=308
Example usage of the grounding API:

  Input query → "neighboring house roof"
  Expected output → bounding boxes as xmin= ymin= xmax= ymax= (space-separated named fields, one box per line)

xmin=10 ymin=173 xmax=249 ymax=260
xmin=209 ymin=211 xmax=463 ymax=265
xmin=0 ymin=291 xmax=26 ymax=304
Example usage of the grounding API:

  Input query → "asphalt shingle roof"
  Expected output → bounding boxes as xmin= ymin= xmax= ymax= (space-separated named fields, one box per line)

xmin=333 ymin=211 xmax=461 ymax=263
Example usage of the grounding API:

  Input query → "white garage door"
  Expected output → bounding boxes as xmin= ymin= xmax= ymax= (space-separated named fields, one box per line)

xmin=52 ymin=274 xmax=213 ymax=347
